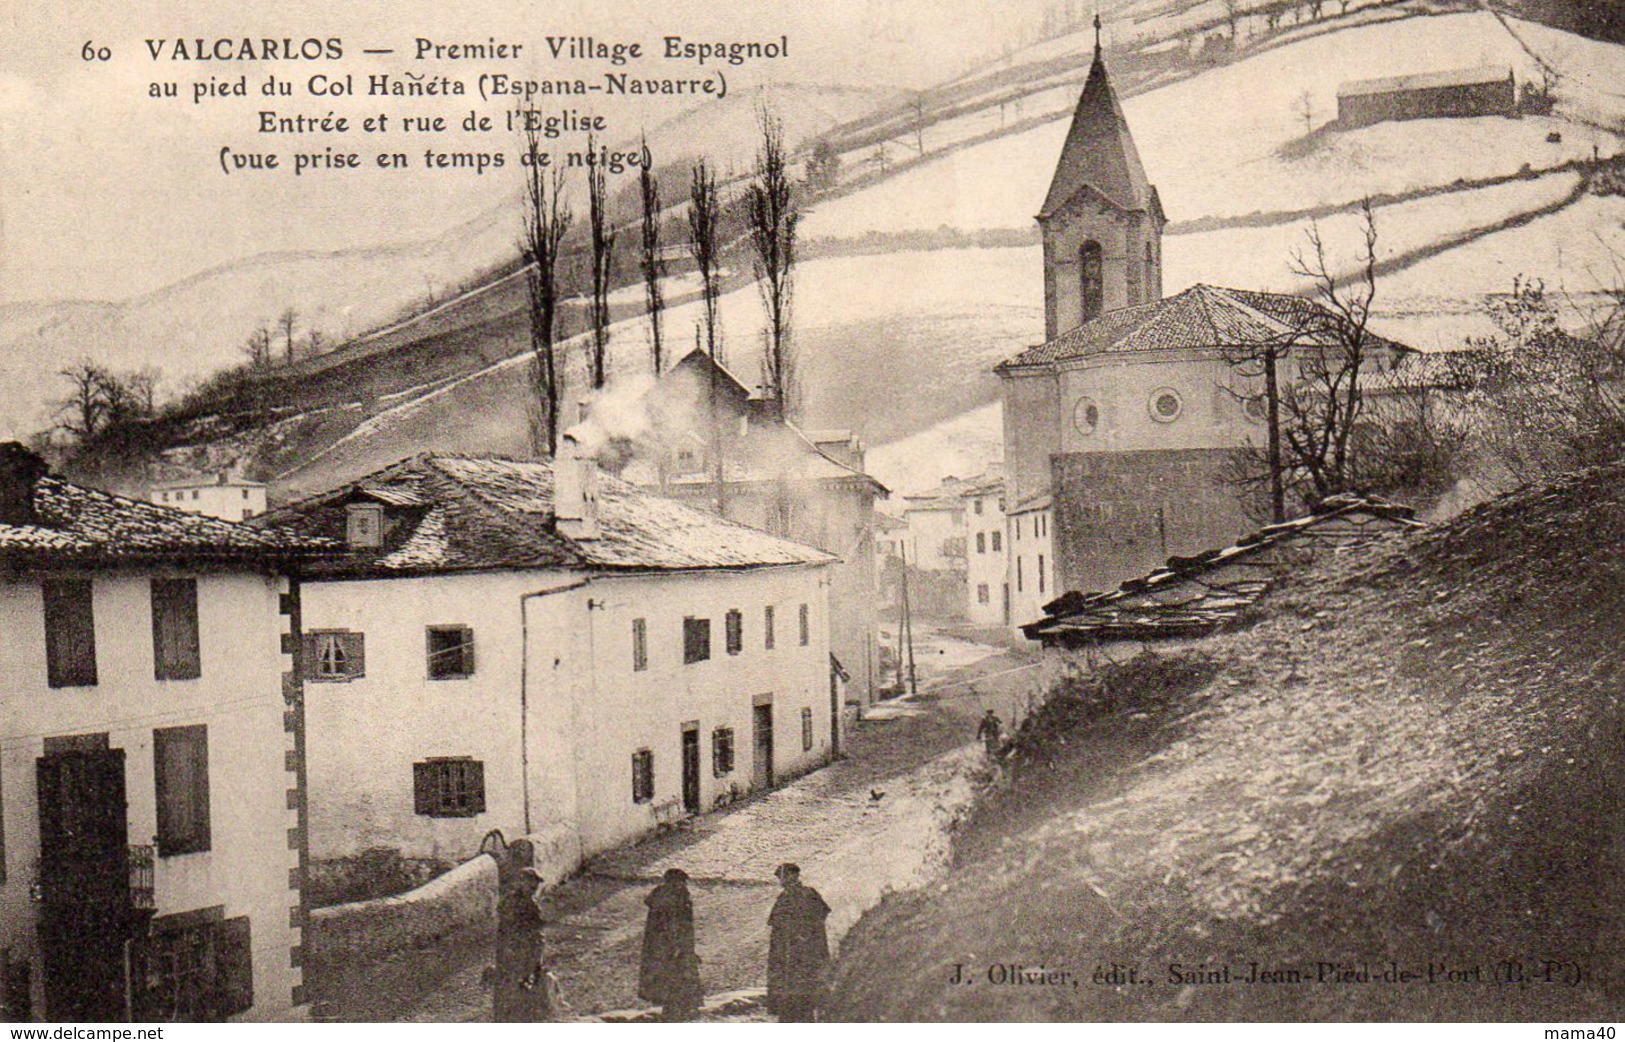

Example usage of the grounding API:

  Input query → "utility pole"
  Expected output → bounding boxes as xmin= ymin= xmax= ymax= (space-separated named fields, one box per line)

xmin=899 ymin=540 xmax=917 ymax=697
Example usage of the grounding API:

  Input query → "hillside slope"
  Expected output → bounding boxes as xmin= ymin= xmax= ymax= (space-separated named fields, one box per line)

xmin=828 ymin=462 xmax=1625 ymax=1020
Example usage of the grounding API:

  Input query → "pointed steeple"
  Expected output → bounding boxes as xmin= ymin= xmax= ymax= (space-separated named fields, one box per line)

xmin=1037 ymin=40 xmax=1158 ymax=220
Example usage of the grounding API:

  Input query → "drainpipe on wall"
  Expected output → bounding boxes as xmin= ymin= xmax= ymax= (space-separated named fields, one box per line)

xmin=518 ymin=580 xmax=590 ymax=837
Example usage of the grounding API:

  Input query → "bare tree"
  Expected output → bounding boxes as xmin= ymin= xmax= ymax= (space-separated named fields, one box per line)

xmin=1296 ymin=90 xmax=1315 ymax=136
xmin=746 ymin=107 xmax=802 ymax=419
xmin=278 ymin=307 xmax=299 ymax=364
xmin=910 ymin=92 xmax=928 ymax=155
xmin=587 ymin=135 xmax=617 ymax=391
xmin=305 ymin=328 xmax=327 ymax=356
xmin=688 ymin=158 xmax=723 ymax=363
xmin=520 ymin=118 xmax=573 ymax=457
xmin=54 ymin=360 xmax=113 ymax=441
xmin=638 ymin=137 xmax=666 ymax=375
xmin=243 ymin=326 xmax=274 ymax=371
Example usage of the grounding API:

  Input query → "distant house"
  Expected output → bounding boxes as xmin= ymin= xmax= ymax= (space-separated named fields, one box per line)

xmin=1007 ymin=492 xmax=1054 ymax=637
xmin=0 ymin=444 xmax=322 ymax=1022
xmin=1336 ymin=66 xmax=1516 ymax=128
xmin=1023 ymin=494 xmax=1422 ymax=650
xmin=609 ymin=348 xmax=889 ymax=703
xmin=150 ymin=475 xmax=268 ymax=522
xmin=260 ymin=453 xmax=839 ymax=887
xmin=898 ymin=471 xmax=1004 ymax=622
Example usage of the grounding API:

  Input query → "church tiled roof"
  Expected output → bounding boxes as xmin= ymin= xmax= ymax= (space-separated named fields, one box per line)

xmin=259 ymin=454 xmax=835 ymax=578
xmin=995 ymin=284 xmax=1413 ymax=370
xmin=1038 ymin=52 xmax=1160 ymax=220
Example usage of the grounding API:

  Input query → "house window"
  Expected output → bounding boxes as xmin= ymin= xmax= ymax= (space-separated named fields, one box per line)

xmin=974 ymin=499 xmax=984 ymax=516
xmin=764 ymin=606 xmax=775 ymax=650
xmin=683 ymin=617 xmax=711 ymax=664
xmin=345 ymin=503 xmax=384 ymax=548
xmin=412 ymin=758 xmax=485 ymax=817
xmin=712 ymin=727 xmax=735 ymax=776
xmin=977 ymin=583 xmax=990 ymax=605
xmin=1039 ymin=555 xmax=1047 ymax=594
xmin=631 ymin=749 xmax=654 ymax=803
xmin=798 ymin=604 xmax=809 ymax=646
xmin=976 ymin=532 xmax=986 ymax=554
xmin=151 ymin=579 xmax=201 ymax=681
xmin=242 ymin=489 xmax=250 ymax=500
xmin=306 ymin=630 xmax=365 ymax=682
xmin=42 ymin=579 xmax=97 ymax=688
xmin=991 ymin=531 xmax=1002 ymax=552
xmin=1017 ymin=557 xmax=1024 ymax=593
xmin=801 ymin=707 xmax=814 ymax=752
xmin=632 ymin=618 xmax=648 ymax=671
xmin=725 ymin=609 xmax=743 ymax=655
xmin=426 ymin=625 xmax=475 ymax=679
xmin=130 ymin=909 xmax=253 ymax=1021
xmin=154 ymin=724 xmax=211 ymax=856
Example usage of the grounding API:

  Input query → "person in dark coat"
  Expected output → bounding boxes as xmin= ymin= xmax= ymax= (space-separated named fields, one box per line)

xmin=493 ymin=864 xmax=551 ymax=1022
xmin=638 ymin=868 xmax=704 ymax=1020
xmin=766 ymin=863 xmax=830 ymax=1022
xmin=977 ymin=708 xmax=1004 ymax=759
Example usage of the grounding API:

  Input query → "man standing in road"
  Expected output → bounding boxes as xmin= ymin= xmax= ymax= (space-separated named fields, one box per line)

xmin=639 ymin=868 xmax=705 ymax=1021
xmin=767 ymin=863 xmax=830 ymax=1022
xmin=977 ymin=708 xmax=1004 ymax=759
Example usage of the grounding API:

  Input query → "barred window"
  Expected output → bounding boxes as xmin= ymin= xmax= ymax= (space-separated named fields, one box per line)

xmin=725 ymin=609 xmax=743 ymax=655
xmin=426 ymin=625 xmax=475 ymax=679
xmin=801 ymin=707 xmax=814 ymax=751
xmin=712 ymin=727 xmax=735 ymax=777
xmin=412 ymin=758 xmax=485 ymax=817
xmin=632 ymin=749 xmax=654 ymax=803
xmin=1039 ymin=554 xmax=1047 ymax=594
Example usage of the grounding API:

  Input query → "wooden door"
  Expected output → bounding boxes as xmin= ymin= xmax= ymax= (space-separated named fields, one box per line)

xmin=680 ymin=726 xmax=700 ymax=815
xmin=36 ymin=749 xmax=131 ymax=1022
xmin=752 ymin=704 xmax=774 ymax=790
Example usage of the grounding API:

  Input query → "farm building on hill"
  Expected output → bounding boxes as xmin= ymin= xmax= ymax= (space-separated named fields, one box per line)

xmin=258 ymin=453 xmax=840 ymax=889
xmin=1336 ymin=66 xmax=1516 ymax=128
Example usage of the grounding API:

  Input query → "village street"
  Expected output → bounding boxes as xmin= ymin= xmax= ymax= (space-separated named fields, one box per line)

xmin=310 ymin=625 xmax=1043 ymax=1022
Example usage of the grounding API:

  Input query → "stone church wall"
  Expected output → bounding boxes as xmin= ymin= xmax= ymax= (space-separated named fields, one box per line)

xmin=1050 ymin=448 xmax=1255 ymax=595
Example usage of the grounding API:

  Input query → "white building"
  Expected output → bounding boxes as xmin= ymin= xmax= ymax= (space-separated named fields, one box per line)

xmin=0 ymin=444 xmax=320 ymax=1022
xmin=263 ymin=453 xmax=839 ymax=885
xmin=962 ymin=477 xmax=1007 ymax=628
xmin=151 ymin=477 xmax=268 ymax=522
xmin=1007 ymin=494 xmax=1055 ymax=637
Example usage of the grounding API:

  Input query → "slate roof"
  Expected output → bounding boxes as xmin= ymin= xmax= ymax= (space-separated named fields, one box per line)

xmin=1022 ymin=494 xmax=1422 ymax=644
xmin=260 ymin=454 xmax=836 ymax=578
xmin=1039 ymin=52 xmax=1160 ymax=219
xmin=1338 ymin=65 xmax=1512 ymax=98
xmin=996 ymin=284 xmax=1414 ymax=370
xmin=0 ymin=476 xmax=328 ymax=567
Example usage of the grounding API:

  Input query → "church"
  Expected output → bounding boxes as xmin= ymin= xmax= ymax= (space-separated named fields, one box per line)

xmin=997 ymin=25 xmax=1412 ymax=622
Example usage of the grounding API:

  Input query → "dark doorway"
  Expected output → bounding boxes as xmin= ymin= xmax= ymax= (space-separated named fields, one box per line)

xmin=680 ymin=725 xmax=701 ymax=815
xmin=752 ymin=704 xmax=774 ymax=790
xmin=36 ymin=746 xmax=133 ymax=1022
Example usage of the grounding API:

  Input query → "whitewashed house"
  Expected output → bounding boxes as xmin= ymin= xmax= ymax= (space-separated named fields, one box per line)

xmin=1007 ymin=494 xmax=1055 ymax=638
xmin=262 ymin=453 xmax=840 ymax=885
xmin=149 ymin=476 xmax=268 ymax=522
xmin=0 ymin=444 xmax=320 ymax=1022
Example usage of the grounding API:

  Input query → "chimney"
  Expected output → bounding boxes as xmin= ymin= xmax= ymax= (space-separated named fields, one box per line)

xmin=0 ymin=443 xmax=49 ymax=527
xmin=554 ymin=436 xmax=600 ymax=541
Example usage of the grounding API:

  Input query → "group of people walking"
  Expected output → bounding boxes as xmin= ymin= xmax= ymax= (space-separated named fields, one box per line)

xmin=639 ymin=863 xmax=832 ymax=1022
xmin=491 ymin=843 xmax=832 ymax=1023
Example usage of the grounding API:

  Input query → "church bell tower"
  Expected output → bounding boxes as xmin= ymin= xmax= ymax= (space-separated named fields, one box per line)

xmin=1037 ymin=17 xmax=1166 ymax=340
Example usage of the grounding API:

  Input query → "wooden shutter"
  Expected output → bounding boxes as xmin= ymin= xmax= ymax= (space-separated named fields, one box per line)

xmin=412 ymin=762 xmax=433 ymax=815
xmin=151 ymin=579 xmax=201 ymax=681
xmin=340 ymin=632 xmax=365 ymax=678
xmin=215 ymin=916 xmax=254 ymax=1017
xmin=42 ymin=580 xmax=97 ymax=688
xmin=155 ymin=725 xmax=210 ymax=856
xmin=466 ymin=760 xmax=486 ymax=814
xmin=460 ymin=629 xmax=475 ymax=677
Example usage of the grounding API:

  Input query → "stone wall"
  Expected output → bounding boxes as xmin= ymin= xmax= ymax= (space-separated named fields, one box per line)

xmin=1051 ymin=448 xmax=1255 ymax=595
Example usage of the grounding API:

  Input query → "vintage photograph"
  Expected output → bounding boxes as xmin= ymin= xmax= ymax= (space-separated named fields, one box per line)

xmin=0 ymin=0 xmax=1620 ymax=1024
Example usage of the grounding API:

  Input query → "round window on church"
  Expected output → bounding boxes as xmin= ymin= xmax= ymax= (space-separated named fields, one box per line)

xmin=1149 ymin=388 xmax=1183 ymax=423
xmin=1073 ymin=397 xmax=1100 ymax=436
